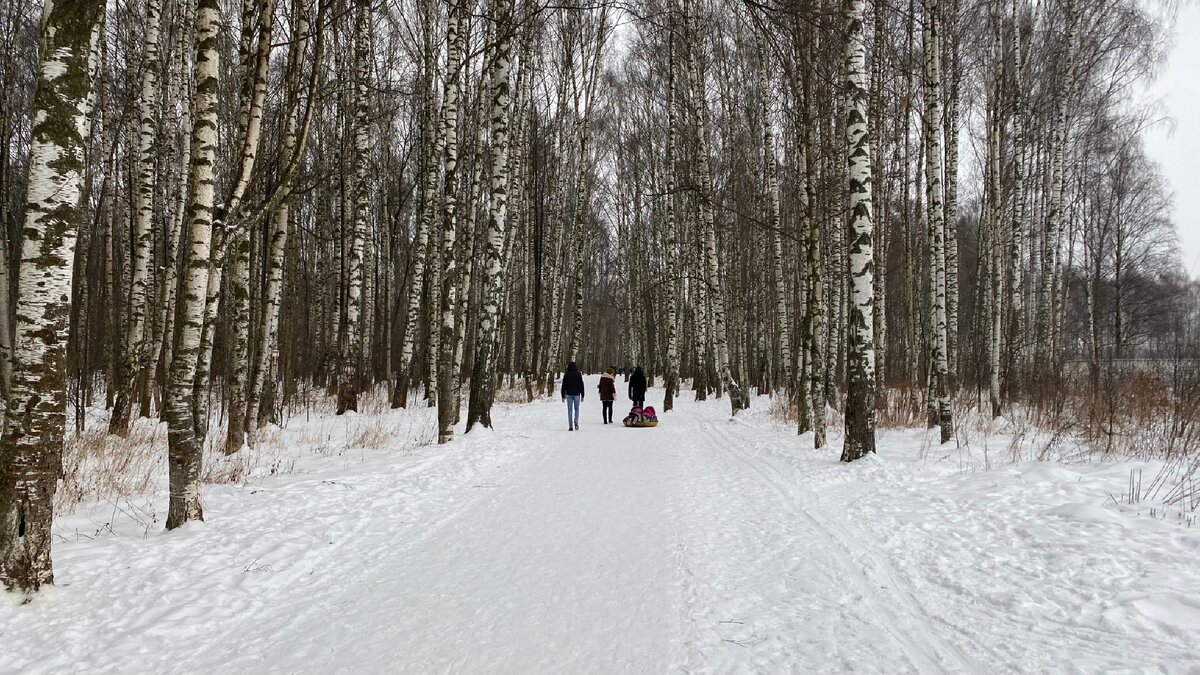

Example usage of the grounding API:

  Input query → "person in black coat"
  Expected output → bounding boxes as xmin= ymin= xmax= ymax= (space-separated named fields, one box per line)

xmin=628 ymin=366 xmax=647 ymax=408
xmin=561 ymin=361 xmax=585 ymax=430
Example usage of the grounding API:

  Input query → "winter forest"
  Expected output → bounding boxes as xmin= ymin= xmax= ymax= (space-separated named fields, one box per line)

xmin=2 ymin=0 xmax=1200 ymax=670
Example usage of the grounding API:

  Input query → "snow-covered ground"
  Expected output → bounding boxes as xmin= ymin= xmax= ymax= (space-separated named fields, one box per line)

xmin=3 ymin=378 xmax=1199 ymax=673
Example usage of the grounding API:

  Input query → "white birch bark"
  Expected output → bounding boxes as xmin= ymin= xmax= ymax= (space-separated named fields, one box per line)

xmin=109 ymin=0 xmax=161 ymax=436
xmin=566 ymin=15 xmax=608 ymax=364
xmin=1038 ymin=0 xmax=1076 ymax=365
xmin=987 ymin=84 xmax=1005 ymax=419
xmin=148 ymin=1 xmax=196 ymax=411
xmin=870 ymin=0 xmax=888 ymax=395
xmin=395 ymin=0 xmax=440 ymax=409
xmin=166 ymin=0 xmax=220 ymax=529
xmin=338 ymin=0 xmax=371 ymax=415
xmin=0 ymin=0 xmax=103 ymax=593
xmin=246 ymin=0 xmax=312 ymax=445
xmin=194 ymin=0 xmax=276 ymax=434
xmin=686 ymin=25 xmax=741 ymax=415
xmin=1007 ymin=0 xmax=1026 ymax=372
xmin=663 ymin=35 xmax=681 ymax=412
xmin=799 ymin=135 xmax=825 ymax=446
xmin=841 ymin=0 xmax=877 ymax=462
xmin=924 ymin=0 xmax=953 ymax=444
xmin=0 ymin=215 xmax=11 ymax=402
xmin=942 ymin=0 xmax=961 ymax=384
xmin=466 ymin=0 xmax=515 ymax=431
xmin=759 ymin=38 xmax=791 ymax=402
xmin=436 ymin=0 xmax=466 ymax=443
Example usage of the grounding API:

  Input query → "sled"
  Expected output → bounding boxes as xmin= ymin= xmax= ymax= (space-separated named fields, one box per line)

xmin=622 ymin=418 xmax=658 ymax=428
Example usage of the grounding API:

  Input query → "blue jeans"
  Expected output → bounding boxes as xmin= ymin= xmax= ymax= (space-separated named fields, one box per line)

xmin=565 ymin=395 xmax=581 ymax=428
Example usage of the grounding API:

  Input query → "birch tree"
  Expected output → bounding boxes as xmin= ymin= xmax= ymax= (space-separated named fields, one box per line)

xmin=394 ymin=0 xmax=441 ymax=410
xmin=924 ymin=0 xmax=952 ymax=443
xmin=760 ymin=34 xmax=791 ymax=403
xmin=686 ymin=9 xmax=741 ymax=415
xmin=841 ymin=0 xmax=877 ymax=462
xmin=662 ymin=28 xmax=681 ymax=412
xmin=246 ymin=0 xmax=322 ymax=445
xmin=0 ymin=0 xmax=103 ymax=592
xmin=338 ymin=0 xmax=371 ymax=415
xmin=165 ymin=0 xmax=221 ymax=529
xmin=466 ymin=0 xmax=516 ymax=432
xmin=436 ymin=0 xmax=467 ymax=444
xmin=109 ymin=0 xmax=161 ymax=437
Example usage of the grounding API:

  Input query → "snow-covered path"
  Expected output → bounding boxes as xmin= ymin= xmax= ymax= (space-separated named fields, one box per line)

xmin=239 ymin=404 xmax=686 ymax=673
xmin=4 ymin=377 xmax=1200 ymax=674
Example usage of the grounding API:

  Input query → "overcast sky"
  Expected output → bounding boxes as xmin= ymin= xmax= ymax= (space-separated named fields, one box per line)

xmin=1142 ymin=4 xmax=1200 ymax=280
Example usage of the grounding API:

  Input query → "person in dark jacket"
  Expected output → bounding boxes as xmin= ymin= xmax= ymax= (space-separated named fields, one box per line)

xmin=628 ymin=366 xmax=647 ymax=408
xmin=561 ymin=361 xmax=585 ymax=430
xmin=598 ymin=367 xmax=617 ymax=424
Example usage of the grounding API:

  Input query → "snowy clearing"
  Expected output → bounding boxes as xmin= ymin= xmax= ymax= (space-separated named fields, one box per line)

xmin=3 ymin=377 xmax=1199 ymax=674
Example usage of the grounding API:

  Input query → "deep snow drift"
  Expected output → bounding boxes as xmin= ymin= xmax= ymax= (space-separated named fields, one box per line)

xmin=3 ymin=378 xmax=1199 ymax=673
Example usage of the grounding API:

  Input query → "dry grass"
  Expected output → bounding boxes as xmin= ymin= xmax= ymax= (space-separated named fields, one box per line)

xmin=768 ymin=366 xmax=1200 ymax=466
xmin=57 ymin=422 xmax=164 ymax=512
xmin=56 ymin=383 xmax=439 ymax=518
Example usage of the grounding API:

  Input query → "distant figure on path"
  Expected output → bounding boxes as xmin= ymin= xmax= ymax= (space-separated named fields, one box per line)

xmin=561 ymin=361 xmax=585 ymax=431
xmin=628 ymin=366 xmax=647 ymax=408
xmin=599 ymin=367 xmax=617 ymax=424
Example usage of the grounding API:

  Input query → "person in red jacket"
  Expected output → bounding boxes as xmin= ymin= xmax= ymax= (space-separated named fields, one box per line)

xmin=598 ymin=367 xmax=617 ymax=424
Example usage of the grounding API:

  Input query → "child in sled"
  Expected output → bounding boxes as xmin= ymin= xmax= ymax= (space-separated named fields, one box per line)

xmin=622 ymin=403 xmax=658 ymax=428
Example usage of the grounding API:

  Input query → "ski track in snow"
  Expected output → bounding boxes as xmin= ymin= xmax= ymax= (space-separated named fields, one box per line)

xmin=2 ymin=377 xmax=1199 ymax=674
xmin=674 ymin=415 xmax=979 ymax=674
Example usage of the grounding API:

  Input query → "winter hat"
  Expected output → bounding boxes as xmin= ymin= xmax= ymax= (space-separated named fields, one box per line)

xmin=606 ymin=367 xmax=615 ymax=375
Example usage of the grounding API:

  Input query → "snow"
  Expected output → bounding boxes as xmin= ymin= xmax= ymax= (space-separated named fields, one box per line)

xmin=3 ymin=378 xmax=1199 ymax=673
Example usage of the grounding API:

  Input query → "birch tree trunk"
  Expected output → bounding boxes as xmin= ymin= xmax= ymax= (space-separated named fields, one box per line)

xmin=870 ymin=0 xmax=889 ymax=395
xmin=841 ymin=0 xmax=877 ymax=462
xmin=663 ymin=34 xmax=680 ymax=413
xmin=924 ymin=0 xmax=952 ymax=444
xmin=1007 ymin=0 xmax=1026 ymax=381
xmin=437 ymin=0 xmax=466 ymax=443
xmin=760 ymin=37 xmax=791 ymax=403
xmin=394 ymin=0 xmax=440 ymax=409
xmin=246 ymin=0 xmax=314 ymax=446
xmin=0 ymin=0 xmax=103 ymax=594
xmin=148 ymin=2 xmax=196 ymax=415
xmin=687 ymin=23 xmax=741 ymax=415
xmin=1038 ymin=0 xmax=1075 ymax=366
xmin=338 ymin=0 xmax=371 ymax=415
xmin=466 ymin=0 xmax=515 ymax=432
xmin=194 ymin=0 xmax=276 ymax=435
xmin=987 ymin=85 xmax=1005 ymax=419
xmin=942 ymin=0 xmax=961 ymax=386
xmin=165 ymin=0 xmax=220 ymax=530
xmin=110 ymin=0 xmax=162 ymax=437
xmin=804 ymin=160 xmax=826 ymax=447
xmin=0 ymin=219 xmax=10 ymax=402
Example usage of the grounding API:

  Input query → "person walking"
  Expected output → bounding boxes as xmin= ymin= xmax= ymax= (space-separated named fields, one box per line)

xmin=561 ymin=361 xmax=585 ymax=430
xmin=628 ymin=366 xmax=647 ymax=408
xmin=598 ymin=367 xmax=617 ymax=424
